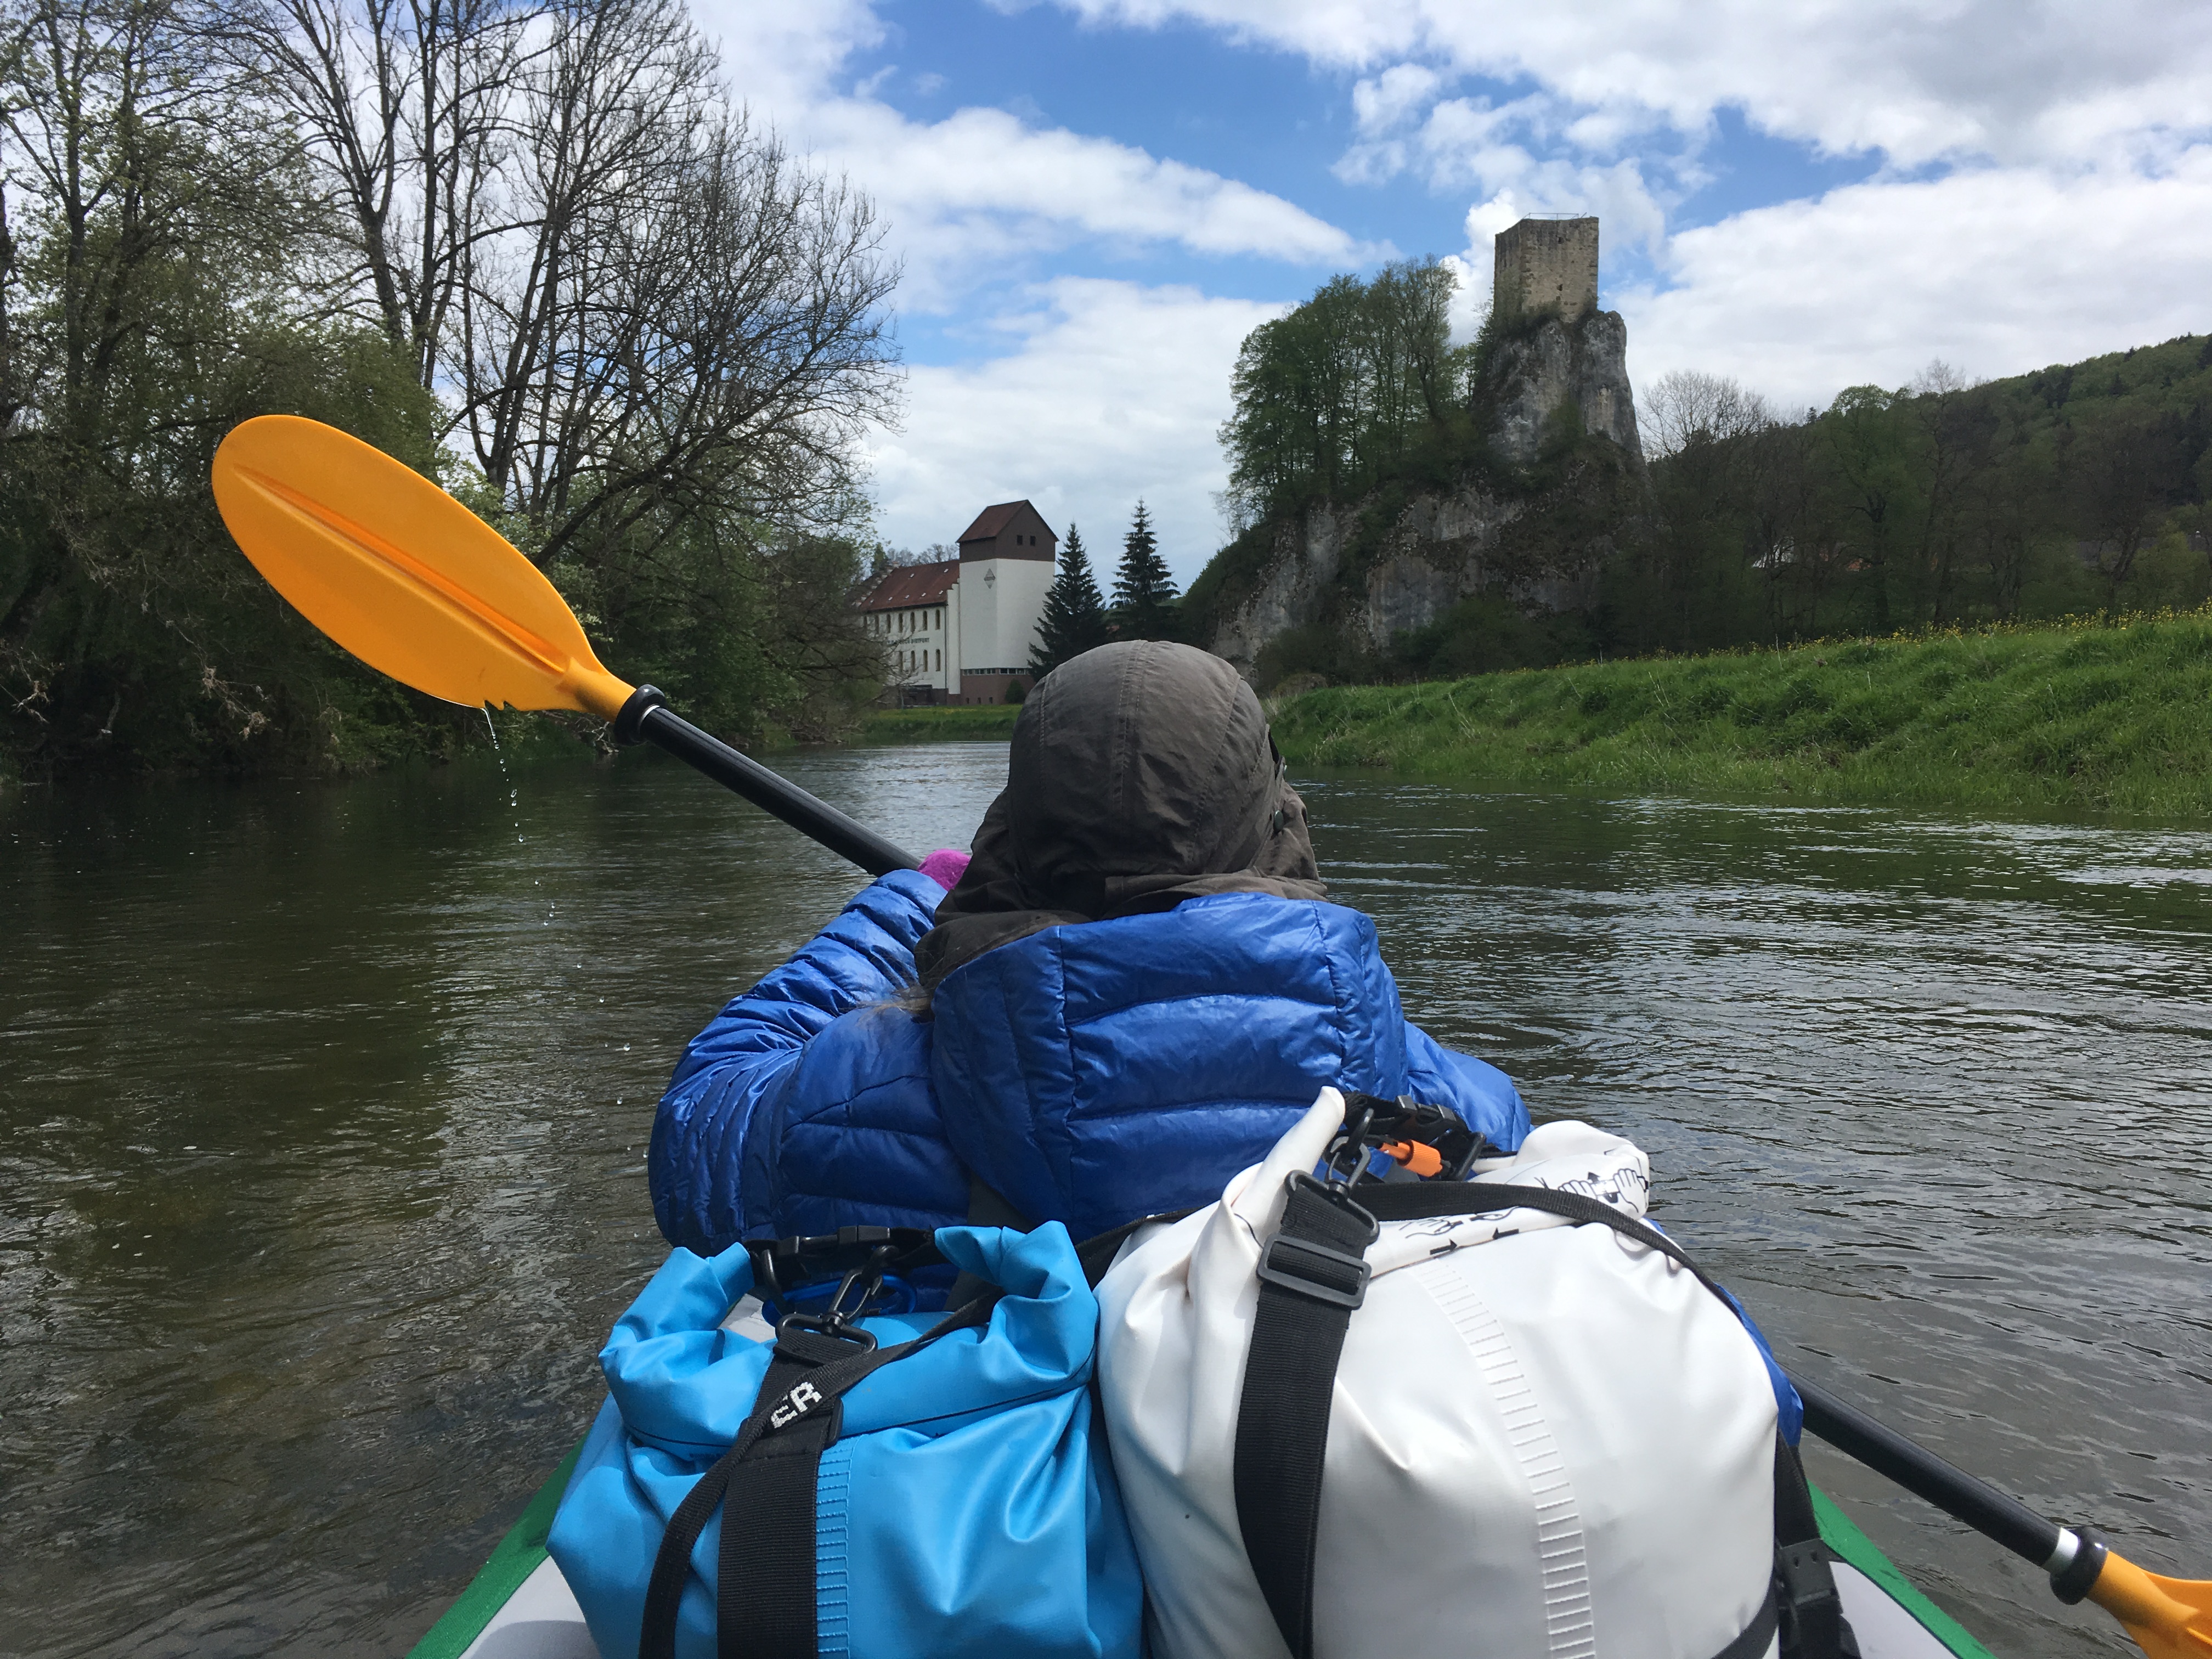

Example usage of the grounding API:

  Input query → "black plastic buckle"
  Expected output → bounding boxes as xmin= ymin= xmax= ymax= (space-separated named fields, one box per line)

xmin=777 ymin=1311 xmax=880 ymax=1352
xmin=1321 ymin=1096 xmax=1383 ymax=1186
xmin=749 ymin=1224 xmax=933 ymax=1299
xmin=1775 ymin=1540 xmax=1843 ymax=1656
xmin=1256 ymin=1173 xmax=1380 ymax=1308
xmin=1325 ymin=1091 xmax=1491 ymax=1183
xmin=1257 ymin=1234 xmax=1374 ymax=1308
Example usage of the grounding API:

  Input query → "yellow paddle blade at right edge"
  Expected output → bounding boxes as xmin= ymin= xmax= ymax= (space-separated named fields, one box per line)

xmin=211 ymin=416 xmax=633 ymax=722
xmin=2091 ymin=1554 xmax=2212 ymax=1659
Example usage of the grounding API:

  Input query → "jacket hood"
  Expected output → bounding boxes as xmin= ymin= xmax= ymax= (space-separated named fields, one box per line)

xmin=915 ymin=641 xmax=1323 ymax=994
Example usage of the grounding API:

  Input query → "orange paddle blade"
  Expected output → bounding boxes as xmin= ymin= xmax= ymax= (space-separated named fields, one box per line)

xmin=2091 ymin=1554 xmax=2212 ymax=1659
xmin=211 ymin=416 xmax=633 ymax=721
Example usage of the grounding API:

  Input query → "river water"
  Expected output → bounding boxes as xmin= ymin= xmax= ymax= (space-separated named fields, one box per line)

xmin=2 ymin=742 xmax=2206 ymax=1657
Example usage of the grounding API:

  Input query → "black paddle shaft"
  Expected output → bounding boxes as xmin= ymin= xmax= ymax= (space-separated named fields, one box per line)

xmin=613 ymin=687 xmax=918 ymax=877
xmin=1793 ymin=1373 xmax=2062 ymax=1566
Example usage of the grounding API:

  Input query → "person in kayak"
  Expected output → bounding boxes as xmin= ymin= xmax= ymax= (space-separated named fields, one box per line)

xmin=648 ymin=639 xmax=1530 ymax=1260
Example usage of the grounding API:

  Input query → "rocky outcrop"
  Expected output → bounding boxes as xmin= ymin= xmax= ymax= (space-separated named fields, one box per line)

xmin=1203 ymin=307 xmax=1646 ymax=679
xmin=1487 ymin=308 xmax=1644 ymax=469
xmin=1207 ymin=477 xmax=1622 ymax=679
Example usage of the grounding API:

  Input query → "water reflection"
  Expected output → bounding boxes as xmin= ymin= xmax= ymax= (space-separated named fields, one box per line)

xmin=2 ymin=747 xmax=2205 ymax=1656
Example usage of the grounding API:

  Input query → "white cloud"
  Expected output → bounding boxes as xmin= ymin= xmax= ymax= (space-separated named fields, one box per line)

xmin=1437 ymin=252 xmax=1486 ymax=343
xmin=1615 ymin=151 xmax=2212 ymax=417
xmin=1042 ymin=0 xmax=2212 ymax=169
xmin=865 ymin=280 xmax=1285 ymax=583
xmin=690 ymin=1 xmax=1371 ymax=313
xmin=798 ymin=100 xmax=1372 ymax=310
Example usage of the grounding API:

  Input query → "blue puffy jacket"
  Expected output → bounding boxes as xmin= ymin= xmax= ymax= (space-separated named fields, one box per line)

xmin=651 ymin=869 xmax=1529 ymax=1255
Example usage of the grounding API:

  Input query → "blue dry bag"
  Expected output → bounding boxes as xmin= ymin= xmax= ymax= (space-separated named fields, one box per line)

xmin=548 ymin=1222 xmax=1144 ymax=1659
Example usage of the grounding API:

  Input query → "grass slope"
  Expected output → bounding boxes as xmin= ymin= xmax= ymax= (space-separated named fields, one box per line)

xmin=1267 ymin=609 xmax=2212 ymax=816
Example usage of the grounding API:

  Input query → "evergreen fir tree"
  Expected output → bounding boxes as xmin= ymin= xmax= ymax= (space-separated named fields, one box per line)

xmin=1109 ymin=501 xmax=1180 ymax=640
xmin=1029 ymin=524 xmax=1113 ymax=677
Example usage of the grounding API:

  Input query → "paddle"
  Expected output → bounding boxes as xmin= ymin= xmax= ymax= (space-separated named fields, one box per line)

xmin=210 ymin=415 xmax=918 ymax=877
xmin=1794 ymin=1373 xmax=2210 ymax=1657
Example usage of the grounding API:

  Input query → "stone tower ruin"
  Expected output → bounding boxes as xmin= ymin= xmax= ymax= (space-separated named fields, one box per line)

xmin=1492 ymin=216 xmax=1599 ymax=323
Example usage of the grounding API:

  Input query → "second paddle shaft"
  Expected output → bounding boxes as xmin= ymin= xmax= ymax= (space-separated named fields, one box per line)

xmin=1794 ymin=1373 xmax=2109 ymax=1599
xmin=613 ymin=687 xmax=918 ymax=877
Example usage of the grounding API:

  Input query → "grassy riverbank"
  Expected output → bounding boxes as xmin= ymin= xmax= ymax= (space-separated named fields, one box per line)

xmin=1268 ymin=608 xmax=2212 ymax=815
xmin=866 ymin=704 xmax=1023 ymax=741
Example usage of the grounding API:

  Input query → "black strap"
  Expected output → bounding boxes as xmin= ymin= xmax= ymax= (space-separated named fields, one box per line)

xmin=637 ymin=1300 xmax=991 ymax=1659
xmin=1234 ymin=1176 xmax=1854 ymax=1659
xmin=1773 ymin=1430 xmax=1855 ymax=1659
xmin=720 ymin=1398 xmax=841 ymax=1658
xmin=1361 ymin=1180 xmax=1731 ymax=1301
xmin=1714 ymin=1587 xmax=1781 ymax=1659
xmin=1231 ymin=1177 xmax=1379 ymax=1659
xmin=1075 ymin=1206 xmax=1200 ymax=1288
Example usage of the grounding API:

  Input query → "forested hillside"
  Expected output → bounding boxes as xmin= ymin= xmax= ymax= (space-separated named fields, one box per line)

xmin=1626 ymin=339 xmax=2212 ymax=656
xmin=1187 ymin=257 xmax=2212 ymax=689
xmin=1 ymin=0 xmax=897 ymax=779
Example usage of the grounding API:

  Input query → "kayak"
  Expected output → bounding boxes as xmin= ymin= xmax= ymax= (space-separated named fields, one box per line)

xmin=404 ymin=1447 xmax=1999 ymax=1659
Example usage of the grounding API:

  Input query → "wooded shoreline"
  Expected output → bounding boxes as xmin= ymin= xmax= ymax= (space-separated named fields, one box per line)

xmin=869 ymin=608 xmax=2212 ymax=817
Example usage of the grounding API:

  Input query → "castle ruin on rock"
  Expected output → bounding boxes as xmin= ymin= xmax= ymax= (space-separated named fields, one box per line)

xmin=1201 ymin=215 xmax=1648 ymax=682
xmin=1493 ymin=216 xmax=1600 ymax=324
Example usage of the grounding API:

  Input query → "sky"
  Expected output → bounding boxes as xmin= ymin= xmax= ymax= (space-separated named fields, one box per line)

xmin=693 ymin=0 xmax=2212 ymax=583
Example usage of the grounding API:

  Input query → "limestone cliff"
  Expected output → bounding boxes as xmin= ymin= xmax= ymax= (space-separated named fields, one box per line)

xmin=1487 ymin=308 xmax=1644 ymax=470
xmin=1200 ymin=306 xmax=1648 ymax=681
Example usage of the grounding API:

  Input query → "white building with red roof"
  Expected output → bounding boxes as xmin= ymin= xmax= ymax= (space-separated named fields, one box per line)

xmin=856 ymin=500 xmax=1058 ymax=704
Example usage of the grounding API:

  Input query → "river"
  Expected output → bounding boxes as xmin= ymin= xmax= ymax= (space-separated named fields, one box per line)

xmin=2 ymin=742 xmax=2206 ymax=1657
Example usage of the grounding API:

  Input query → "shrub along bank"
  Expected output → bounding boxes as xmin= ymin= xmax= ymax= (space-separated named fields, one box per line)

xmin=1265 ymin=608 xmax=2212 ymax=816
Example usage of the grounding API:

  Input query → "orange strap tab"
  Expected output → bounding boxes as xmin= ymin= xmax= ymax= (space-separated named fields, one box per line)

xmin=1378 ymin=1140 xmax=1444 ymax=1178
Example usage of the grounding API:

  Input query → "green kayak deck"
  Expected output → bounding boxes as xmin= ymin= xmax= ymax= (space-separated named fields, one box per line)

xmin=408 ymin=1448 xmax=1997 ymax=1659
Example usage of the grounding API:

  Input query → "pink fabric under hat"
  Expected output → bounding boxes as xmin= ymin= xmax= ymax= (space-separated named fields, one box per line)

xmin=917 ymin=848 xmax=971 ymax=892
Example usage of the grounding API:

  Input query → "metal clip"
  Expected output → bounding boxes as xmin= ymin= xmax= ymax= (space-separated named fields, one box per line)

xmin=776 ymin=1242 xmax=895 ymax=1350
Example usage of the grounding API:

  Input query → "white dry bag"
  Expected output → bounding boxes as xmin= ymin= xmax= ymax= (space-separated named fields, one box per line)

xmin=1096 ymin=1088 xmax=1803 ymax=1659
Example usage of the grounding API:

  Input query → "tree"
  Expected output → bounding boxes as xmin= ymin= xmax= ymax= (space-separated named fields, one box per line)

xmin=1218 ymin=258 xmax=1469 ymax=524
xmin=1 ymin=0 xmax=446 ymax=772
xmin=1820 ymin=385 xmax=1916 ymax=632
xmin=1110 ymin=502 xmax=1178 ymax=640
xmin=1029 ymin=522 xmax=1109 ymax=676
xmin=1640 ymin=370 xmax=1772 ymax=459
xmin=2069 ymin=411 xmax=2188 ymax=605
xmin=0 ymin=0 xmax=903 ymax=776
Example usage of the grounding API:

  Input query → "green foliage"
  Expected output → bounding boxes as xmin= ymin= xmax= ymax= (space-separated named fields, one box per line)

xmin=1608 ymin=338 xmax=2212 ymax=656
xmin=0 ymin=0 xmax=895 ymax=778
xmin=0 ymin=0 xmax=463 ymax=774
xmin=1218 ymin=259 xmax=1475 ymax=527
xmin=1110 ymin=502 xmax=1180 ymax=641
xmin=1267 ymin=607 xmax=2212 ymax=817
xmin=1030 ymin=523 xmax=1112 ymax=676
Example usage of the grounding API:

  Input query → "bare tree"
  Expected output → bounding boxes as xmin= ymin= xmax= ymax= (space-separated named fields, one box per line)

xmin=1906 ymin=360 xmax=1987 ymax=623
xmin=220 ymin=0 xmax=526 ymax=386
xmin=454 ymin=0 xmax=899 ymax=567
xmin=222 ymin=0 xmax=901 ymax=575
xmin=1639 ymin=369 xmax=1773 ymax=460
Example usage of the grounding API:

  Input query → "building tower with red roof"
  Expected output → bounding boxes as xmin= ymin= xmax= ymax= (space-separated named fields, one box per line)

xmin=855 ymin=500 xmax=1058 ymax=704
